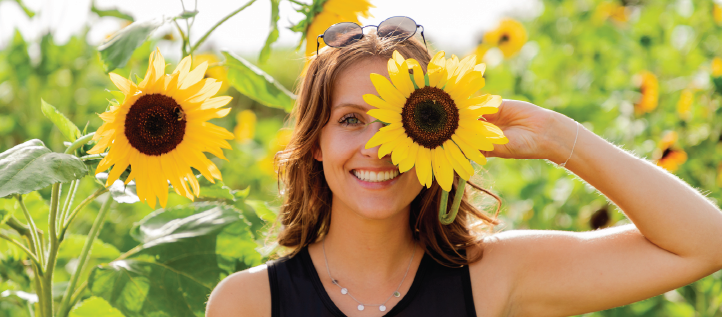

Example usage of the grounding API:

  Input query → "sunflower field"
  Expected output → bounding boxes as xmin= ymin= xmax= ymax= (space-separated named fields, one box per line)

xmin=1 ymin=0 xmax=722 ymax=316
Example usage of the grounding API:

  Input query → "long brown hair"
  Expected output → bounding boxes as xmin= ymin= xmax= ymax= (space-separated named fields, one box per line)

xmin=276 ymin=33 xmax=501 ymax=267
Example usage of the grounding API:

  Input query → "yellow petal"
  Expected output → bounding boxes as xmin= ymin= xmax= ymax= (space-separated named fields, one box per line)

xmin=187 ymin=108 xmax=232 ymax=123
xmin=181 ymin=61 xmax=208 ymax=90
xmin=367 ymin=109 xmax=402 ymax=124
xmin=174 ymin=56 xmax=192 ymax=76
xmin=171 ymin=151 xmax=199 ymax=197
xmin=149 ymin=156 xmax=169 ymax=208
xmin=398 ymin=142 xmax=419 ymax=173
xmin=370 ymin=73 xmax=407 ymax=107
xmin=379 ymin=121 xmax=403 ymax=131
xmin=109 ymin=73 xmax=132 ymax=95
xmin=406 ymin=59 xmax=426 ymax=88
xmin=460 ymin=94 xmax=500 ymax=110
xmin=415 ymin=146 xmax=432 ymax=187
xmin=378 ymin=133 xmax=407 ymax=159
xmin=459 ymin=119 xmax=504 ymax=139
xmin=105 ymin=155 xmax=130 ymax=187
xmin=366 ymin=127 xmax=404 ymax=149
xmin=456 ymin=127 xmax=495 ymax=151
xmin=364 ymin=94 xmax=402 ymax=112
xmin=459 ymin=106 xmax=499 ymax=119
xmin=432 ymin=147 xmax=454 ymax=191
xmin=392 ymin=51 xmax=406 ymax=66
xmin=451 ymin=135 xmax=487 ymax=166
xmin=391 ymin=137 xmax=412 ymax=165
xmin=450 ymin=76 xmax=485 ymax=101
xmin=161 ymin=153 xmax=191 ymax=200
xmin=388 ymin=58 xmax=414 ymax=97
xmin=444 ymin=139 xmax=474 ymax=179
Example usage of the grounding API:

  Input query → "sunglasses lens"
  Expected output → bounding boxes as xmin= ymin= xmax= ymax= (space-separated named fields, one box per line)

xmin=377 ymin=17 xmax=417 ymax=40
xmin=324 ymin=22 xmax=364 ymax=47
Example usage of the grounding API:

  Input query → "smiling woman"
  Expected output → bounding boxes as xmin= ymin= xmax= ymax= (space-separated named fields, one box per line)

xmin=205 ymin=30 xmax=722 ymax=317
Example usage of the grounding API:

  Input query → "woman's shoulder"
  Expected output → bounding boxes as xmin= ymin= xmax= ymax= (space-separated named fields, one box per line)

xmin=206 ymin=264 xmax=272 ymax=317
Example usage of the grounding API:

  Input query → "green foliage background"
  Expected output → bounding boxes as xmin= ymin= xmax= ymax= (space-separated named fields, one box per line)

xmin=1 ymin=0 xmax=722 ymax=316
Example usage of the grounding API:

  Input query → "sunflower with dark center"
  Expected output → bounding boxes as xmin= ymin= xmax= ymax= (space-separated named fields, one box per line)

xmin=481 ymin=18 xmax=527 ymax=58
xmin=88 ymin=48 xmax=234 ymax=208
xmin=654 ymin=131 xmax=687 ymax=173
xmin=365 ymin=51 xmax=508 ymax=191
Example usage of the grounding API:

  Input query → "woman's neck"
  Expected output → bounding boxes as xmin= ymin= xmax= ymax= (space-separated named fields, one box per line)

xmin=317 ymin=197 xmax=417 ymax=280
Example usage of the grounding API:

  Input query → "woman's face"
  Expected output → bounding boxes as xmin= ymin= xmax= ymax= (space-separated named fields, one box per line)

xmin=315 ymin=57 xmax=424 ymax=220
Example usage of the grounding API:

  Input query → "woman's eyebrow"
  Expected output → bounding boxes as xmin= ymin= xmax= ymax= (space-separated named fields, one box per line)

xmin=332 ymin=103 xmax=368 ymax=111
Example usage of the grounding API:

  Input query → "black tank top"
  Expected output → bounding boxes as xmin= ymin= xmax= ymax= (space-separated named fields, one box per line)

xmin=266 ymin=247 xmax=477 ymax=317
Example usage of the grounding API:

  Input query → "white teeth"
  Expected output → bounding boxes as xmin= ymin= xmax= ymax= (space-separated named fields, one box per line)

xmin=353 ymin=169 xmax=400 ymax=182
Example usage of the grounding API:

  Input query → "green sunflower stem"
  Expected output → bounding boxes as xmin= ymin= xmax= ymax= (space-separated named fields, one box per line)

xmin=16 ymin=194 xmax=44 ymax=264
xmin=57 ymin=196 xmax=113 ymax=317
xmin=64 ymin=132 xmax=95 ymax=155
xmin=439 ymin=178 xmax=467 ymax=225
xmin=190 ymin=0 xmax=257 ymax=55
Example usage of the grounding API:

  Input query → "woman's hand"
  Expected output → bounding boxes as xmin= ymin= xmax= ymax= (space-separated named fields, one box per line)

xmin=480 ymin=99 xmax=576 ymax=164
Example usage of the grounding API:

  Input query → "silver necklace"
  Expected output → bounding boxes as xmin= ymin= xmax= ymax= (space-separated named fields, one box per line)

xmin=322 ymin=239 xmax=416 ymax=312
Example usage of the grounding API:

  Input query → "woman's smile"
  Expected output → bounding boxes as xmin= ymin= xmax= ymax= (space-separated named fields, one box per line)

xmin=350 ymin=167 xmax=403 ymax=189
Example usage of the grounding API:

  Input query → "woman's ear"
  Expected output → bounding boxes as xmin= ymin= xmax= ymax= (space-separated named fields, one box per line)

xmin=313 ymin=146 xmax=323 ymax=162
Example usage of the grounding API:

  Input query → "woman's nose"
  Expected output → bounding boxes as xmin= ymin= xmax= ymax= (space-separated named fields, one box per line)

xmin=360 ymin=122 xmax=388 ymax=159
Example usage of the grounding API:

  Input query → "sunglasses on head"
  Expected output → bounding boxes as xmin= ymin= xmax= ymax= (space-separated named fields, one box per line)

xmin=316 ymin=16 xmax=426 ymax=56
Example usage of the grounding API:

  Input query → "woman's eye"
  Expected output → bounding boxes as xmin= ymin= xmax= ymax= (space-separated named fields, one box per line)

xmin=340 ymin=114 xmax=363 ymax=126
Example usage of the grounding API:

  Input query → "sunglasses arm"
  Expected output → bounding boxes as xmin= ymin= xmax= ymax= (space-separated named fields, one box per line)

xmin=419 ymin=25 xmax=427 ymax=50
xmin=316 ymin=35 xmax=324 ymax=56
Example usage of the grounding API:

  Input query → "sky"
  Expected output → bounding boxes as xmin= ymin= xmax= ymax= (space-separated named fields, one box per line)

xmin=0 ymin=0 xmax=543 ymax=62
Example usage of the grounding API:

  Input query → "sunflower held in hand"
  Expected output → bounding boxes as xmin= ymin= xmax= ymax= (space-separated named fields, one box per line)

xmin=364 ymin=51 xmax=507 ymax=224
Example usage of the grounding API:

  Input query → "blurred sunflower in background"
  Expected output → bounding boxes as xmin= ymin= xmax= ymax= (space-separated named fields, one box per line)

xmin=290 ymin=0 xmax=374 ymax=60
xmin=476 ymin=18 xmax=527 ymax=59
xmin=676 ymin=89 xmax=693 ymax=121
xmin=714 ymin=3 xmax=722 ymax=26
xmin=89 ymin=49 xmax=234 ymax=208
xmin=634 ymin=70 xmax=659 ymax=115
xmin=193 ymin=53 xmax=229 ymax=94
xmin=365 ymin=51 xmax=507 ymax=191
xmin=593 ymin=2 xmax=628 ymax=25
xmin=260 ymin=129 xmax=293 ymax=177
xmin=234 ymin=109 xmax=257 ymax=144
xmin=712 ymin=57 xmax=722 ymax=95
xmin=654 ymin=131 xmax=687 ymax=172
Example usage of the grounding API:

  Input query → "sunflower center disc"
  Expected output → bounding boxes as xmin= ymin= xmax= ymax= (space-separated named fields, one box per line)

xmin=124 ymin=94 xmax=186 ymax=156
xmin=401 ymin=86 xmax=459 ymax=149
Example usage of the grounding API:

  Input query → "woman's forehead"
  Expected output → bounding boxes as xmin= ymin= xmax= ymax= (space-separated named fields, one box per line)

xmin=332 ymin=58 xmax=389 ymax=107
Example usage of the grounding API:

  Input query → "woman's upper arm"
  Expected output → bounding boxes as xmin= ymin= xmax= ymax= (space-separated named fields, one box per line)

xmin=472 ymin=225 xmax=721 ymax=317
xmin=206 ymin=264 xmax=271 ymax=317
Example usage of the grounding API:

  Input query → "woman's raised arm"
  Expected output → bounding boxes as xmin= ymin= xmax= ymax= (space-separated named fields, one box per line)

xmin=471 ymin=100 xmax=722 ymax=316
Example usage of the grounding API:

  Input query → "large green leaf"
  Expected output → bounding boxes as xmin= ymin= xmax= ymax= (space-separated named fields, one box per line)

xmin=98 ymin=18 xmax=165 ymax=72
xmin=70 ymin=296 xmax=126 ymax=317
xmin=89 ymin=202 xmax=260 ymax=316
xmin=90 ymin=1 xmax=134 ymax=22
xmin=0 ymin=140 xmax=88 ymax=198
xmin=40 ymin=98 xmax=82 ymax=142
xmin=258 ymin=0 xmax=281 ymax=64
xmin=222 ymin=50 xmax=296 ymax=112
xmin=88 ymin=258 xmax=210 ymax=317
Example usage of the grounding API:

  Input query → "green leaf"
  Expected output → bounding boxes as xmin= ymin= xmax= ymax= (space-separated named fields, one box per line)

xmin=96 ymin=172 xmax=138 ymax=204
xmin=91 ymin=2 xmax=134 ymax=22
xmin=58 ymin=234 xmax=121 ymax=260
xmin=40 ymin=98 xmax=82 ymax=142
xmin=196 ymin=176 xmax=235 ymax=201
xmin=0 ymin=140 xmax=88 ymax=198
xmin=258 ymin=0 xmax=281 ymax=64
xmin=70 ymin=296 xmax=126 ymax=317
xmin=245 ymin=199 xmax=277 ymax=223
xmin=12 ymin=0 xmax=35 ymax=18
xmin=222 ymin=50 xmax=296 ymax=112
xmin=98 ymin=18 xmax=165 ymax=72
xmin=177 ymin=10 xmax=199 ymax=19
xmin=89 ymin=202 xmax=260 ymax=316
xmin=129 ymin=202 xmax=241 ymax=249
